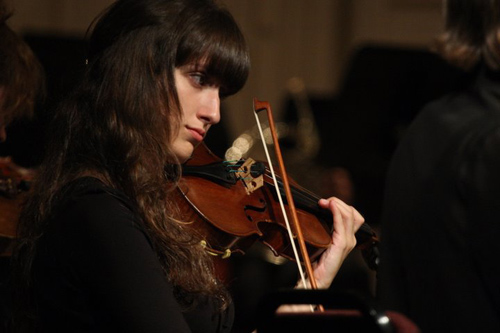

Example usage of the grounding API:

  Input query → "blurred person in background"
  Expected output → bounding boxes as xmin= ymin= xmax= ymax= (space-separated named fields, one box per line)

xmin=378 ymin=0 xmax=500 ymax=331
xmin=0 ymin=0 xmax=44 ymax=331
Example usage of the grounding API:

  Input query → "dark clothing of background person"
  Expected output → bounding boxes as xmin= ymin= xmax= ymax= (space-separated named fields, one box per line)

xmin=32 ymin=177 xmax=233 ymax=333
xmin=377 ymin=65 xmax=500 ymax=332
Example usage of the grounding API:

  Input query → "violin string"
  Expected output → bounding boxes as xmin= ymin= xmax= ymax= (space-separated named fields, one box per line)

xmin=264 ymin=172 xmax=322 ymax=211
xmin=263 ymin=169 xmax=320 ymax=200
xmin=253 ymin=109 xmax=309 ymax=290
xmin=267 ymin=172 xmax=375 ymax=236
xmin=262 ymin=168 xmax=377 ymax=253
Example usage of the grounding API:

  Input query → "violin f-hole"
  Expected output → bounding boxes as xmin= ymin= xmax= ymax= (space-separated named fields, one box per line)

xmin=244 ymin=198 xmax=267 ymax=222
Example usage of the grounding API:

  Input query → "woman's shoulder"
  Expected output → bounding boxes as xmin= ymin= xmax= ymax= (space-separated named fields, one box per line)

xmin=49 ymin=177 xmax=142 ymax=239
xmin=57 ymin=176 xmax=132 ymax=207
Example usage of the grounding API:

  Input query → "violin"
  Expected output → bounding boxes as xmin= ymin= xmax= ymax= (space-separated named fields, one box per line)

xmin=176 ymin=142 xmax=379 ymax=270
xmin=0 ymin=157 xmax=34 ymax=254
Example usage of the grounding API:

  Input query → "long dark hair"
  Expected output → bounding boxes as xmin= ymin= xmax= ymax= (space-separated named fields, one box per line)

xmin=434 ymin=0 xmax=500 ymax=71
xmin=13 ymin=0 xmax=249 ymax=328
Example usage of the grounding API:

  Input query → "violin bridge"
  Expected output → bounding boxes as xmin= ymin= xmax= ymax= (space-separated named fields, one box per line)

xmin=237 ymin=158 xmax=264 ymax=194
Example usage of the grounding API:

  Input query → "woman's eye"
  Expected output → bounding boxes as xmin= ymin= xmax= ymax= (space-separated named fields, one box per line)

xmin=190 ymin=72 xmax=206 ymax=86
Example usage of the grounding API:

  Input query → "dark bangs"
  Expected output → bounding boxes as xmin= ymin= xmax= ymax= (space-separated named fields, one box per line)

xmin=175 ymin=5 xmax=250 ymax=97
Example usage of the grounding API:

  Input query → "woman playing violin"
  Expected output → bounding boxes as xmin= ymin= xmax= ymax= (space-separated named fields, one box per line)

xmin=12 ymin=0 xmax=364 ymax=332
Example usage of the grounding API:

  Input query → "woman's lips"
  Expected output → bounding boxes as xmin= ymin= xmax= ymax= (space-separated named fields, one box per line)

xmin=187 ymin=127 xmax=205 ymax=142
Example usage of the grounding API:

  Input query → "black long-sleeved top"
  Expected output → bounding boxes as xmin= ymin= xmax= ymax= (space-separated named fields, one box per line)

xmin=32 ymin=177 xmax=233 ymax=332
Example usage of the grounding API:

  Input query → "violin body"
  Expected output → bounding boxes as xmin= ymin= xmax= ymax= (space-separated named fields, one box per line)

xmin=0 ymin=158 xmax=33 ymax=254
xmin=177 ymin=143 xmax=379 ymax=267
xmin=176 ymin=143 xmax=266 ymax=257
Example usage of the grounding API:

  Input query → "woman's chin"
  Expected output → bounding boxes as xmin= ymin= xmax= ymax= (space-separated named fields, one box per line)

xmin=172 ymin=145 xmax=195 ymax=164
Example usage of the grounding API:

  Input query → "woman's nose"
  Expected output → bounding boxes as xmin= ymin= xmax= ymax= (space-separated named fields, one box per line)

xmin=198 ymin=88 xmax=220 ymax=125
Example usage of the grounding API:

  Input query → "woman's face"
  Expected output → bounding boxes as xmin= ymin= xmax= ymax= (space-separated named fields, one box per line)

xmin=172 ymin=63 xmax=221 ymax=162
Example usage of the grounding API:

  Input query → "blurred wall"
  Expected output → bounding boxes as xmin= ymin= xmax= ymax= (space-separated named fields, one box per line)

xmin=5 ymin=0 xmax=444 ymax=139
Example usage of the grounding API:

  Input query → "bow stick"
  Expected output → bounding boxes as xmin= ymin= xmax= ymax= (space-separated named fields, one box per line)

xmin=253 ymin=98 xmax=322 ymax=310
